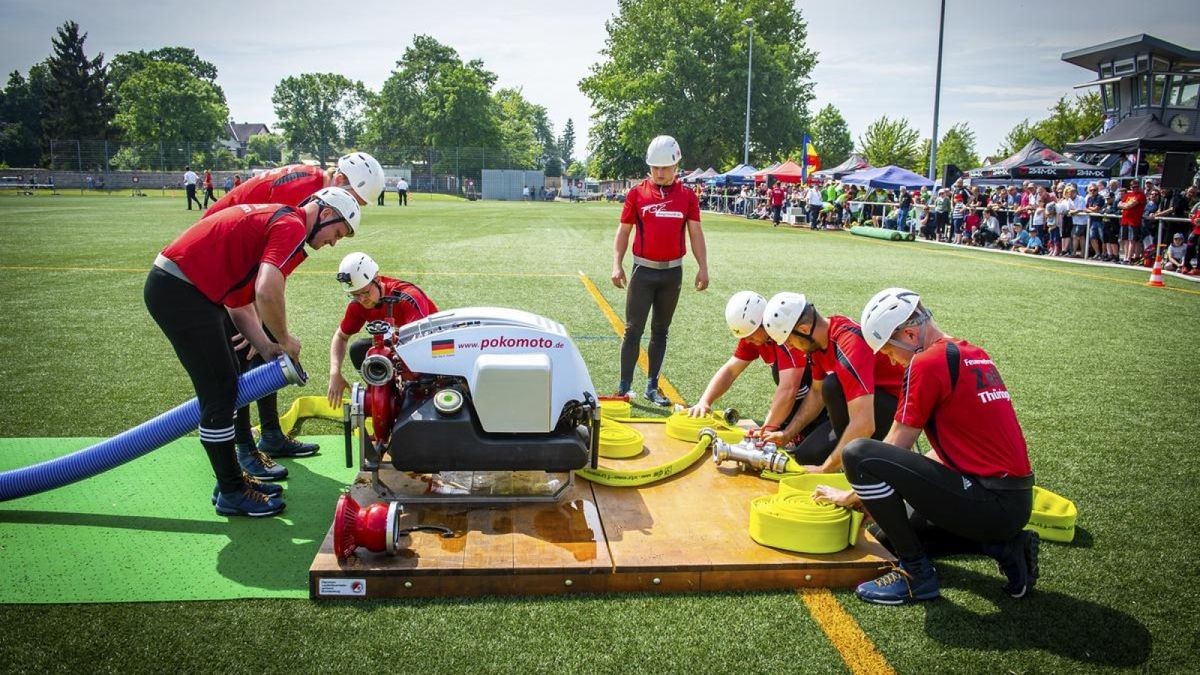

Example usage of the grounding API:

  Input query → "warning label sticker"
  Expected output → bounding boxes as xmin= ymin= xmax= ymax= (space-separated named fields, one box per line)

xmin=318 ymin=578 xmax=366 ymax=596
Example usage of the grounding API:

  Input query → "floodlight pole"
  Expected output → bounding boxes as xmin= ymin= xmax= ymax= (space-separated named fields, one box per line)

xmin=743 ymin=18 xmax=754 ymax=167
xmin=928 ymin=0 xmax=946 ymax=181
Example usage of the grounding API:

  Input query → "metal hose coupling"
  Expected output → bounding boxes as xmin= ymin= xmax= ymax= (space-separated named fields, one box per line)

xmin=360 ymin=354 xmax=395 ymax=386
xmin=708 ymin=433 xmax=791 ymax=473
xmin=278 ymin=354 xmax=308 ymax=386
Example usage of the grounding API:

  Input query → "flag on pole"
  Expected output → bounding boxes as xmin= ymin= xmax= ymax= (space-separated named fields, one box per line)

xmin=801 ymin=134 xmax=820 ymax=184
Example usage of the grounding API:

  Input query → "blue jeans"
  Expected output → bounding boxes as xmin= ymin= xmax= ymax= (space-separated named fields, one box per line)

xmin=896 ymin=209 xmax=910 ymax=234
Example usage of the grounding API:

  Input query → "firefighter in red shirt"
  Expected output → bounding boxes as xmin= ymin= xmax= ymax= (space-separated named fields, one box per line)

xmin=144 ymin=187 xmax=362 ymax=517
xmin=326 ymin=252 xmax=440 ymax=406
xmin=204 ymin=152 xmax=384 ymax=217
xmin=762 ymin=292 xmax=907 ymax=472
xmin=612 ymin=135 xmax=709 ymax=405
xmin=814 ymin=288 xmax=1037 ymax=605
xmin=202 ymin=169 xmax=215 ymax=208
xmin=768 ymin=182 xmax=786 ymax=227
xmin=203 ymin=153 xmax=384 ymax=468
xmin=687 ymin=291 xmax=829 ymax=452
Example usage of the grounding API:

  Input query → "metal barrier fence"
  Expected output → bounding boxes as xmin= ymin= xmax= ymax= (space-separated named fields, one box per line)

xmin=12 ymin=140 xmax=559 ymax=197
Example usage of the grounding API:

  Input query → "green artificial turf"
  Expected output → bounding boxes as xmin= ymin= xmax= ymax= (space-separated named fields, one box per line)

xmin=1 ymin=192 xmax=1198 ymax=673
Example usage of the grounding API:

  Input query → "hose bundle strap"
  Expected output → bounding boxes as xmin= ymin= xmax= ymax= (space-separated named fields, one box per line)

xmin=749 ymin=473 xmax=864 ymax=554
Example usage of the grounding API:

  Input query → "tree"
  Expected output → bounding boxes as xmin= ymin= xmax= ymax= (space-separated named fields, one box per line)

xmin=272 ymin=73 xmax=369 ymax=166
xmin=246 ymin=132 xmax=284 ymax=164
xmin=915 ymin=122 xmax=980 ymax=177
xmin=0 ymin=65 xmax=50 ymax=167
xmin=995 ymin=93 xmax=1102 ymax=156
xmin=363 ymin=35 xmax=502 ymax=162
xmin=557 ymin=118 xmax=576 ymax=168
xmin=858 ymin=115 xmax=919 ymax=169
xmin=108 ymin=47 xmax=225 ymax=105
xmin=114 ymin=62 xmax=227 ymax=152
xmin=580 ymin=0 xmax=817 ymax=178
xmin=809 ymin=104 xmax=852 ymax=168
xmin=42 ymin=21 xmax=113 ymax=140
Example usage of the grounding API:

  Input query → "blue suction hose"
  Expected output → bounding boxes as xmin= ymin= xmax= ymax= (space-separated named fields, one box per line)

xmin=0 ymin=355 xmax=307 ymax=502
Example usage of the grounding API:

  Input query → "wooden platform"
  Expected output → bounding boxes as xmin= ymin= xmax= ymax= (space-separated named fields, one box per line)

xmin=310 ymin=421 xmax=893 ymax=599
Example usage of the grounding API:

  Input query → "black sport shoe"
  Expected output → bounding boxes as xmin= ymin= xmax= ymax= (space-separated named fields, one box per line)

xmin=211 ymin=472 xmax=284 ymax=504
xmin=214 ymin=485 xmax=286 ymax=517
xmin=644 ymin=388 xmax=672 ymax=407
xmin=984 ymin=530 xmax=1040 ymax=598
xmin=259 ymin=431 xmax=320 ymax=458
xmin=237 ymin=445 xmax=289 ymax=481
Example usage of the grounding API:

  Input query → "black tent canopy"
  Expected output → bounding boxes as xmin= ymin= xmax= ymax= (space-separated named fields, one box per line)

xmin=1065 ymin=115 xmax=1200 ymax=154
xmin=967 ymin=138 xmax=1107 ymax=180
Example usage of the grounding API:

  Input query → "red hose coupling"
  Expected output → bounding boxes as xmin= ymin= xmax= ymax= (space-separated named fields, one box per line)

xmin=332 ymin=493 xmax=401 ymax=561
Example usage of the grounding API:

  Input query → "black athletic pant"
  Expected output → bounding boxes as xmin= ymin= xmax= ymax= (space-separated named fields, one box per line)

xmin=203 ymin=187 xmax=215 ymax=207
xmin=789 ymin=371 xmax=897 ymax=465
xmin=228 ymin=317 xmax=282 ymax=446
xmin=185 ymin=184 xmax=202 ymax=210
xmin=398 ymin=189 xmax=407 ymax=206
xmin=843 ymin=439 xmax=1032 ymax=561
xmin=144 ymin=268 xmax=243 ymax=493
xmin=349 ymin=337 xmax=372 ymax=371
xmin=377 ymin=190 xmax=385 ymax=206
xmin=770 ymin=362 xmax=829 ymax=448
xmin=620 ymin=264 xmax=682 ymax=388
xmin=771 ymin=205 xmax=782 ymax=225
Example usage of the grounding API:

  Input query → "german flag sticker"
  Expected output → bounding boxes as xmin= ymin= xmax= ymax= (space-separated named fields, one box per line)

xmin=431 ymin=339 xmax=454 ymax=357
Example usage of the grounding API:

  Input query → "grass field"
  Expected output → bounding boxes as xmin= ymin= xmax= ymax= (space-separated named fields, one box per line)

xmin=0 ymin=192 xmax=1198 ymax=673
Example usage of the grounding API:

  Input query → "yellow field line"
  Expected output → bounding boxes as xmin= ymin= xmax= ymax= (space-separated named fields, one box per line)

xmin=883 ymin=241 xmax=1200 ymax=297
xmin=576 ymin=270 xmax=685 ymax=406
xmin=800 ymin=588 xmax=895 ymax=674
xmin=0 ymin=265 xmax=574 ymax=278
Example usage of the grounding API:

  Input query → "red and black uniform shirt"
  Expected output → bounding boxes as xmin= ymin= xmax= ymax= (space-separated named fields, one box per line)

xmin=619 ymin=179 xmax=701 ymax=262
xmin=734 ymin=337 xmax=813 ymax=396
xmin=769 ymin=186 xmax=786 ymax=207
xmin=203 ymin=171 xmax=213 ymax=189
xmin=895 ymin=338 xmax=1031 ymax=478
xmin=809 ymin=315 xmax=905 ymax=401
xmin=204 ymin=164 xmax=325 ymax=217
xmin=339 ymin=276 xmax=439 ymax=336
xmin=162 ymin=204 xmax=307 ymax=308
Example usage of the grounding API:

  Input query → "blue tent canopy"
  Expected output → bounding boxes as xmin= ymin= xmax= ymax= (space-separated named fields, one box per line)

xmin=840 ymin=165 xmax=935 ymax=190
xmin=711 ymin=163 xmax=758 ymax=186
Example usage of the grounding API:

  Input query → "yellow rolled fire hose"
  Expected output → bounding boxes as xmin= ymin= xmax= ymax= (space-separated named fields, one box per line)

xmin=1027 ymin=485 xmax=1078 ymax=543
xmin=749 ymin=473 xmax=864 ymax=554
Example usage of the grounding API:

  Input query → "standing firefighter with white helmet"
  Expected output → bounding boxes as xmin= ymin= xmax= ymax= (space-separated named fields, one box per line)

xmin=687 ymin=291 xmax=828 ymax=445
xmin=199 ymin=153 xmax=383 ymax=471
xmin=326 ymin=252 xmax=439 ymax=407
xmin=813 ymin=288 xmax=1037 ymax=606
xmin=760 ymin=291 xmax=906 ymax=472
xmin=144 ymin=187 xmax=361 ymax=517
xmin=612 ymin=135 xmax=709 ymax=405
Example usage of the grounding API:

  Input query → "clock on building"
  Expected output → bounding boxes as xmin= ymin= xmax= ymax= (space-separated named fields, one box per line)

xmin=1170 ymin=114 xmax=1192 ymax=134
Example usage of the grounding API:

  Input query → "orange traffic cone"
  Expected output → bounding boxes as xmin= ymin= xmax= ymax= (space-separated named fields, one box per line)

xmin=1147 ymin=255 xmax=1165 ymax=287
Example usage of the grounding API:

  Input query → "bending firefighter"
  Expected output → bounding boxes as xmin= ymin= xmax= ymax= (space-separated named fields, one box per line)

xmin=202 ymin=152 xmax=384 ymax=476
xmin=688 ymin=291 xmax=828 ymax=446
xmin=327 ymin=252 xmax=440 ymax=407
xmin=145 ymin=187 xmax=362 ymax=517
xmin=761 ymin=292 xmax=906 ymax=472
xmin=612 ymin=134 xmax=709 ymax=405
xmin=815 ymin=288 xmax=1037 ymax=605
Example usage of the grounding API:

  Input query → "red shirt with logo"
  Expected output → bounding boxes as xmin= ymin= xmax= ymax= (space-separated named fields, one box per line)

xmin=895 ymin=338 xmax=1031 ymax=478
xmin=769 ymin=186 xmax=785 ymax=207
xmin=204 ymin=164 xmax=325 ymax=217
xmin=809 ymin=315 xmax=905 ymax=401
xmin=339 ymin=276 xmax=439 ymax=335
xmin=1120 ymin=189 xmax=1146 ymax=227
xmin=620 ymin=179 xmax=701 ymax=262
xmin=162 ymin=204 xmax=308 ymax=308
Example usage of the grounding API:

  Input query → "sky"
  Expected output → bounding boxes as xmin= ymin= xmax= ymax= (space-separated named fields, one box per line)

xmin=1 ymin=0 xmax=1197 ymax=163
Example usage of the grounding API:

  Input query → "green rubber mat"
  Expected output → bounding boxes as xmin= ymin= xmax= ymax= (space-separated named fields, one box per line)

xmin=0 ymin=434 xmax=355 ymax=604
